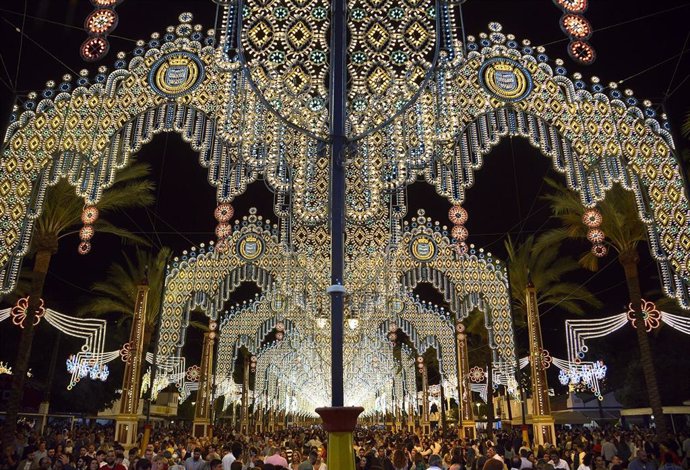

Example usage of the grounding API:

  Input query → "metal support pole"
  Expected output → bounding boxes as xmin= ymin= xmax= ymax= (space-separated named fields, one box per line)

xmin=328 ymin=0 xmax=348 ymax=409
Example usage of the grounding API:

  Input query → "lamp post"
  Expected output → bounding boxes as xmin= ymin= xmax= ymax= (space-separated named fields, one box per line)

xmin=316 ymin=0 xmax=364 ymax=468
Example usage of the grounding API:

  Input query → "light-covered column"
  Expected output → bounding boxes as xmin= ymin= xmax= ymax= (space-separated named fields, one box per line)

xmin=116 ymin=283 xmax=148 ymax=449
xmin=240 ymin=356 xmax=250 ymax=433
xmin=525 ymin=281 xmax=555 ymax=445
xmin=455 ymin=322 xmax=476 ymax=438
xmin=193 ymin=330 xmax=215 ymax=437
xmin=418 ymin=356 xmax=430 ymax=435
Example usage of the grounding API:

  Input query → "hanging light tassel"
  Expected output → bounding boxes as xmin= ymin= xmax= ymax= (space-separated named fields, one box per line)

xmin=78 ymin=205 xmax=99 ymax=254
xmin=582 ymin=208 xmax=606 ymax=257
xmin=449 ymin=205 xmax=469 ymax=255
xmin=214 ymin=202 xmax=234 ymax=253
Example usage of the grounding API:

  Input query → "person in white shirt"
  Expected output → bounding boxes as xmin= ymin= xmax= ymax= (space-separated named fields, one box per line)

xmin=577 ymin=454 xmax=593 ymax=470
xmin=487 ymin=447 xmax=504 ymax=463
xmin=221 ymin=443 xmax=242 ymax=470
xmin=520 ymin=449 xmax=534 ymax=469
xmin=549 ymin=451 xmax=571 ymax=470
xmin=427 ymin=455 xmax=444 ymax=470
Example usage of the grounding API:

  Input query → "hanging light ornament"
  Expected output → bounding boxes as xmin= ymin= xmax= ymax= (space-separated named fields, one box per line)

xmin=568 ymin=40 xmax=597 ymax=66
xmin=80 ymin=0 xmax=124 ymax=62
xmin=449 ymin=205 xmax=469 ymax=255
xmin=553 ymin=0 xmax=589 ymax=14
xmin=214 ymin=203 xmax=234 ymax=252
xmin=582 ymin=207 xmax=607 ymax=257
xmin=78 ymin=205 xmax=98 ymax=254
xmin=560 ymin=14 xmax=592 ymax=40
xmin=552 ymin=0 xmax=595 ymax=65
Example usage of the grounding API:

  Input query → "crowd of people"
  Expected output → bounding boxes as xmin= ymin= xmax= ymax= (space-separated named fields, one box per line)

xmin=1 ymin=422 xmax=690 ymax=470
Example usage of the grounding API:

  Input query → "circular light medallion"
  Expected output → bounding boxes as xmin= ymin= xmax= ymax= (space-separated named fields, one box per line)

xmin=270 ymin=295 xmax=286 ymax=313
xmin=388 ymin=298 xmax=405 ymax=314
xmin=568 ymin=40 xmax=596 ymax=65
xmin=149 ymin=52 xmax=205 ymax=98
xmin=84 ymin=9 xmax=118 ymax=35
xmin=80 ymin=36 xmax=110 ymax=62
xmin=552 ymin=0 xmax=589 ymax=13
xmin=236 ymin=233 xmax=264 ymax=261
xmin=479 ymin=57 xmax=533 ymax=102
xmin=560 ymin=14 xmax=592 ymax=40
xmin=410 ymin=234 xmax=437 ymax=262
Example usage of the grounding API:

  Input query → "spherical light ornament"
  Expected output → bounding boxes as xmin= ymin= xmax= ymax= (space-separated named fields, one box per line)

xmin=582 ymin=208 xmax=602 ymax=228
xmin=84 ymin=9 xmax=119 ymax=35
xmin=568 ymin=40 xmax=596 ymax=65
xmin=215 ymin=223 xmax=232 ymax=239
xmin=275 ymin=331 xmax=284 ymax=341
xmin=552 ymin=0 xmax=588 ymax=13
xmin=587 ymin=228 xmax=605 ymax=244
xmin=560 ymin=14 xmax=592 ymax=40
xmin=451 ymin=225 xmax=469 ymax=242
xmin=79 ymin=224 xmax=95 ymax=241
xmin=275 ymin=322 xmax=285 ymax=332
xmin=214 ymin=203 xmax=234 ymax=222
xmin=448 ymin=205 xmax=468 ymax=225
xmin=387 ymin=332 xmax=397 ymax=342
xmin=591 ymin=243 xmax=608 ymax=258
xmin=80 ymin=36 xmax=110 ymax=62
xmin=78 ymin=241 xmax=92 ymax=255
xmin=417 ymin=356 xmax=424 ymax=363
xmin=81 ymin=205 xmax=100 ymax=224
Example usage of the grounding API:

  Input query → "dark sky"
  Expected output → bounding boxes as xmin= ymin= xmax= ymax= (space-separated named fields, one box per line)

xmin=1 ymin=0 xmax=689 ymax=405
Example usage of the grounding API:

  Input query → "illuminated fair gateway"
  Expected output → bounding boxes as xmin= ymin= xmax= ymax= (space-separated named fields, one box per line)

xmin=1 ymin=0 xmax=688 ymax=454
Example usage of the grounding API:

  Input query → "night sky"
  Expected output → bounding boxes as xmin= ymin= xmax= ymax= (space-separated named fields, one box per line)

xmin=1 ymin=0 xmax=689 ymax=410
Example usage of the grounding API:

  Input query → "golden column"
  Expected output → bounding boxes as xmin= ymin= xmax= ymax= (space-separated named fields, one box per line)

xmin=525 ymin=280 xmax=556 ymax=445
xmin=240 ymin=355 xmax=250 ymax=433
xmin=192 ymin=329 xmax=215 ymax=437
xmin=455 ymin=322 xmax=475 ymax=438
xmin=418 ymin=356 xmax=430 ymax=435
xmin=116 ymin=283 xmax=148 ymax=449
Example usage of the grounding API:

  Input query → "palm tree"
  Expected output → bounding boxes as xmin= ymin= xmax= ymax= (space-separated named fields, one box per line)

xmin=1 ymin=160 xmax=154 ymax=448
xmin=81 ymin=246 xmax=173 ymax=351
xmin=539 ymin=178 xmax=668 ymax=436
xmin=463 ymin=227 xmax=603 ymax=438
xmin=506 ymin=234 xmax=602 ymax=323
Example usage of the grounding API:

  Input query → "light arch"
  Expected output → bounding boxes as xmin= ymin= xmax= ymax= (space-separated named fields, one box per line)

xmin=0 ymin=14 xmax=687 ymax=310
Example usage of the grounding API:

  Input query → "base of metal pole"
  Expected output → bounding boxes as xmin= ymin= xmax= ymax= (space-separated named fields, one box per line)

xmin=316 ymin=407 xmax=363 ymax=470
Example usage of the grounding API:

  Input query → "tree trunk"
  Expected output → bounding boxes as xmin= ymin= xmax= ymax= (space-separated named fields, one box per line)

xmin=1 ymin=249 xmax=53 ymax=449
xmin=619 ymin=248 xmax=667 ymax=437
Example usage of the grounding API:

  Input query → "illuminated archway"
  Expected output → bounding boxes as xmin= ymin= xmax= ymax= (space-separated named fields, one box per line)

xmin=1 ymin=13 xmax=687 ymax=310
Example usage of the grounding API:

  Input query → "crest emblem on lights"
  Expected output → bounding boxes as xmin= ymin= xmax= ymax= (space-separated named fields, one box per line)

xmin=479 ymin=58 xmax=533 ymax=102
xmin=150 ymin=52 xmax=205 ymax=98
xmin=237 ymin=234 xmax=264 ymax=261
xmin=410 ymin=235 xmax=436 ymax=262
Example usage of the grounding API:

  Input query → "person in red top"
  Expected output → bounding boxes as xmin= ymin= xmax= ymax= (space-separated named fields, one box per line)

xmin=113 ymin=452 xmax=128 ymax=470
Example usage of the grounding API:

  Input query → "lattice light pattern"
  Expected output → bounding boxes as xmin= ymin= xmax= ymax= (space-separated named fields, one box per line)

xmin=1 ymin=10 xmax=687 ymax=312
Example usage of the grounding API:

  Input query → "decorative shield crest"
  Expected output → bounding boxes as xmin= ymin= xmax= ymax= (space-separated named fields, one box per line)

xmin=410 ymin=235 xmax=436 ymax=262
xmin=150 ymin=52 xmax=204 ymax=98
xmin=237 ymin=234 xmax=264 ymax=261
xmin=479 ymin=57 xmax=533 ymax=103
